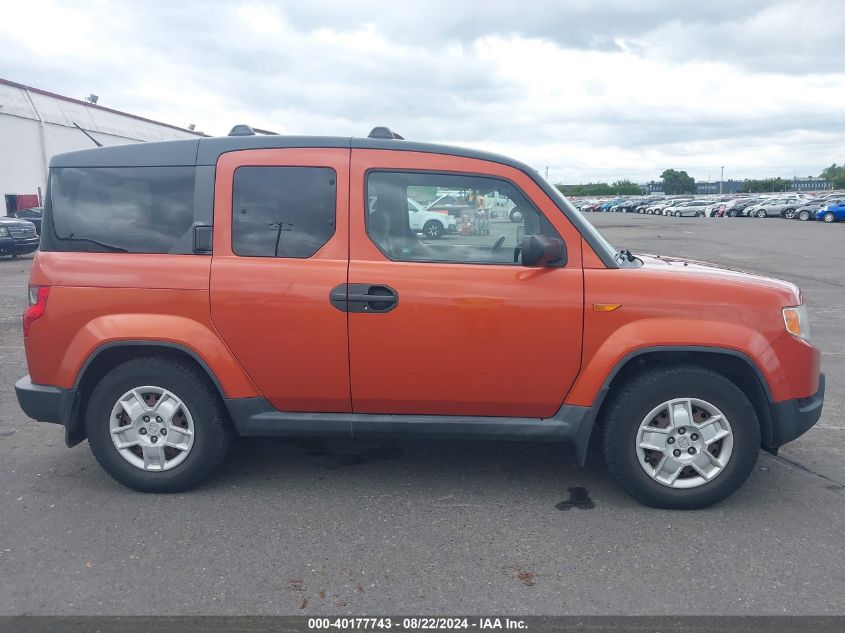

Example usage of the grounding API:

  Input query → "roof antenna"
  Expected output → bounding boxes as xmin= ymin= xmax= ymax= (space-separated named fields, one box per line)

xmin=72 ymin=122 xmax=103 ymax=147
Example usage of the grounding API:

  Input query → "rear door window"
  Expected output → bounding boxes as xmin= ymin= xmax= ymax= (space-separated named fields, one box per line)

xmin=50 ymin=167 xmax=195 ymax=253
xmin=231 ymin=166 xmax=336 ymax=258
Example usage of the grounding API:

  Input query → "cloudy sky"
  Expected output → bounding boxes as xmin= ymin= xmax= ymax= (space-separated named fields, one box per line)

xmin=2 ymin=0 xmax=843 ymax=184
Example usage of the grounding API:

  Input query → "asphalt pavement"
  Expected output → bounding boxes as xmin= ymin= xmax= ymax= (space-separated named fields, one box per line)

xmin=0 ymin=214 xmax=842 ymax=615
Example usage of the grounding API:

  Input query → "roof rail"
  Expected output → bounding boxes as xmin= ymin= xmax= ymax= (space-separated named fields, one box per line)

xmin=368 ymin=126 xmax=404 ymax=140
xmin=228 ymin=124 xmax=280 ymax=137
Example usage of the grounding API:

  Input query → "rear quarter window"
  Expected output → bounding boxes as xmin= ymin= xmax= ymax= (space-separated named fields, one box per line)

xmin=48 ymin=166 xmax=195 ymax=253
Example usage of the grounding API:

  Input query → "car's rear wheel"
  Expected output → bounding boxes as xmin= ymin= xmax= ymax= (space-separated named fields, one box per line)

xmin=823 ymin=212 xmax=835 ymax=223
xmin=422 ymin=220 xmax=444 ymax=239
xmin=602 ymin=365 xmax=760 ymax=509
xmin=784 ymin=208 xmax=796 ymax=219
xmin=798 ymin=210 xmax=811 ymax=221
xmin=86 ymin=356 xmax=233 ymax=492
xmin=509 ymin=209 xmax=524 ymax=223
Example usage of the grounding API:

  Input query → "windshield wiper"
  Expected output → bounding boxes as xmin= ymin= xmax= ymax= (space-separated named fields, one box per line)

xmin=58 ymin=235 xmax=129 ymax=252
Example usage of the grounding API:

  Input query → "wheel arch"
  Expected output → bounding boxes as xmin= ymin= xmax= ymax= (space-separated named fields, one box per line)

xmin=66 ymin=341 xmax=234 ymax=447
xmin=578 ymin=346 xmax=775 ymax=465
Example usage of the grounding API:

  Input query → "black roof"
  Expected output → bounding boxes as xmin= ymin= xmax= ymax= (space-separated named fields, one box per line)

xmin=48 ymin=135 xmax=535 ymax=173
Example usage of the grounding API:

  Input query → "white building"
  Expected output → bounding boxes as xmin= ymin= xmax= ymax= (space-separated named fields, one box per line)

xmin=0 ymin=77 xmax=202 ymax=214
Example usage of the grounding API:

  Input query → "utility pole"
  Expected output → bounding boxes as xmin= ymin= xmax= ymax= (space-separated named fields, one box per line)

xmin=720 ymin=166 xmax=724 ymax=195
xmin=545 ymin=166 xmax=549 ymax=180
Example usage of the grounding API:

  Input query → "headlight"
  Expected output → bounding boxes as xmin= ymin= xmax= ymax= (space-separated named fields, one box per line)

xmin=783 ymin=305 xmax=810 ymax=340
xmin=0 ymin=227 xmax=8 ymax=236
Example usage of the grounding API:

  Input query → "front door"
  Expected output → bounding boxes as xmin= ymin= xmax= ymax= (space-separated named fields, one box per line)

xmin=347 ymin=149 xmax=584 ymax=419
xmin=210 ymin=148 xmax=352 ymax=412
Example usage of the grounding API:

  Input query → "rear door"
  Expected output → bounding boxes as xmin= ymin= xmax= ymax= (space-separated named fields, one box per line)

xmin=346 ymin=149 xmax=584 ymax=418
xmin=210 ymin=148 xmax=352 ymax=412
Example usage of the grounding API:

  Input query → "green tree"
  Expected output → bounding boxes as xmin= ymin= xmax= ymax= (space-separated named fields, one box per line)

xmin=660 ymin=169 xmax=696 ymax=194
xmin=820 ymin=163 xmax=844 ymax=182
xmin=611 ymin=179 xmax=642 ymax=195
xmin=739 ymin=177 xmax=791 ymax=193
xmin=555 ymin=180 xmax=643 ymax=197
xmin=832 ymin=173 xmax=845 ymax=190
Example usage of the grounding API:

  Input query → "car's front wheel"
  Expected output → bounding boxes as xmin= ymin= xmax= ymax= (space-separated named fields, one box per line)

xmin=602 ymin=365 xmax=760 ymax=509
xmin=756 ymin=209 xmax=768 ymax=218
xmin=823 ymin=212 xmax=836 ymax=223
xmin=422 ymin=220 xmax=445 ymax=239
xmin=86 ymin=356 xmax=233 ymax=492
xmin=798 ymin=210 xmax=811 ymax=221
xmin=508 ymin=208 xmax=524 ymax=223
xmin=783 ymin=208 xmax=796 ymax=219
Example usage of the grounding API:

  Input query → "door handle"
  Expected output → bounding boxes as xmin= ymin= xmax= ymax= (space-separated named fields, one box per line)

xmin=329 ymin=284 xmax=399 ymax=313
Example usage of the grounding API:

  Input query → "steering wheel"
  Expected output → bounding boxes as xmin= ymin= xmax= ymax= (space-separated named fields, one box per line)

xmin=490 ymin=234 xmax=507 ymax=258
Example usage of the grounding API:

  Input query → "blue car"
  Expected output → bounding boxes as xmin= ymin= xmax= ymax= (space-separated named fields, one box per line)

xmin=816 ymin=198 xmax=845 ymax=223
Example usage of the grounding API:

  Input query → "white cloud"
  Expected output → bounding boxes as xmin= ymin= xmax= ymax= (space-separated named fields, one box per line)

xmin=0 ymin=0 xmax=843 ymax=184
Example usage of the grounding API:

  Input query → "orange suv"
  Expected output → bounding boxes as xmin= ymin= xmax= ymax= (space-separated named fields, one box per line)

xmin=15 ymin=126 xmax=824 ymax=508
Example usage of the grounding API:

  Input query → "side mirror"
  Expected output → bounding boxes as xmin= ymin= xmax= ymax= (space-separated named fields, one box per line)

xmin=520 ymin=234 xmax=566 ymax=267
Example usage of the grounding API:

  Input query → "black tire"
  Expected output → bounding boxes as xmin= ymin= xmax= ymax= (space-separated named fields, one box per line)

xmin=756 ymin=209 xmax=767 ymax=218
xmin=509 ymin=209 xmax=524 ymax=223
xmin=674 ymin=210 xmax=681 ymax=217
xmin=823 ymin=212 xmax=835 ymax=223
xmin=602 ymin=365 xmax=760 ymax=509
xmin=86 ymin=356 xmax=233 ymax=492
xmin=727 ymin=209 xmax=737 ymax=217
xmin=422 ymin=220 xmax=444 ymax=239
xmin=798 ymin=210 xmax=811 ymax=221
xmin=783 ymin=208 xmax=796 ymax=219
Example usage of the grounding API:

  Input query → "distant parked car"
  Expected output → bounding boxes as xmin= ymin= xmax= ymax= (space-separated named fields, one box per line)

xmin=816 ymin=199 xmax=845 ymax=223
xmin=0 ymin=217 xmax=40 ymax=257
xmin=670 ymin=200 xmax=709 ymax=217
xmin=745 ymin=197 xmax=803 ymax=218
xmin=794 ymin=200 xmax=829 ymax=221
xmin=7 ymin=207 xmax=42 ymax=234
xmin=660 ymin=198 xmax=694 ymax=215
xmin=723 ymin=198 xmax=759 ymax=217
xmin=635 ymin=198 xmax=662 ymax=213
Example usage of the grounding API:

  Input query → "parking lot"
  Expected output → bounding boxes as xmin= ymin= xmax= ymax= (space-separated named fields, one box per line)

xmin=0 ymin=214 xmax=842 ymax=616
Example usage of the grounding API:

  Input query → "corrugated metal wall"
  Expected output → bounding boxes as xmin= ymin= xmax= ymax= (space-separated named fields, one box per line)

xmin=0 ymin=79 xmax=202 ymax=211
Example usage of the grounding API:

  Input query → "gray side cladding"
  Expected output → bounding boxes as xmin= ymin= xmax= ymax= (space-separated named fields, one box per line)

xmin=47 ymin=134 xmax=618 ymax=268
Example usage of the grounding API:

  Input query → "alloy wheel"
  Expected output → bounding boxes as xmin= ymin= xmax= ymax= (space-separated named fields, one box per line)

xmin=636 ymin=397 xmax=734 ymax=489
xmin=109 ymin=386 xmax=195 ymax=471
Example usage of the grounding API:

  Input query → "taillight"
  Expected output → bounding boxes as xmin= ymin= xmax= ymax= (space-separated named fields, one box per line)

xmin=23 ymin=286 xmax=49 ymax=337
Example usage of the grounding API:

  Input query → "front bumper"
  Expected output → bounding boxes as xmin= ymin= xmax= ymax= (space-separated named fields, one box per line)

xmin=0 ymin=236 xmax=39 ymax=255
xmin=768 ymin=373 xmax=825 ymax=448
